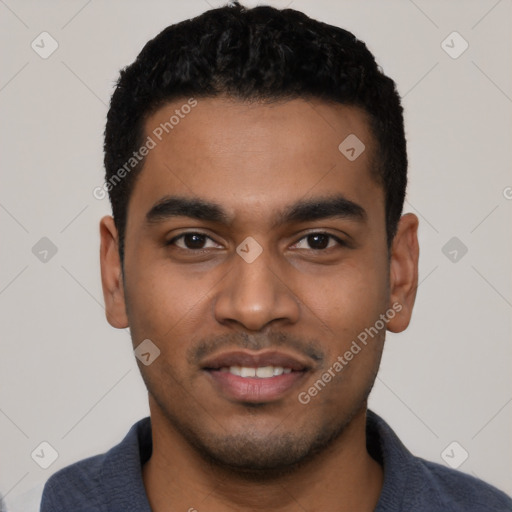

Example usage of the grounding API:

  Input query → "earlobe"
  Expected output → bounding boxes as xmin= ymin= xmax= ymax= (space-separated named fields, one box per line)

xmin=386 ymin=213 xmax=419 ymax=333
xmin=99 ymin=215 xmax=129 ymax=329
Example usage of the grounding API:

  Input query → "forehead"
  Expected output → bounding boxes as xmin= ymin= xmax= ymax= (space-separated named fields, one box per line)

xmin=127 ymin=96 xmax=382 ymax=230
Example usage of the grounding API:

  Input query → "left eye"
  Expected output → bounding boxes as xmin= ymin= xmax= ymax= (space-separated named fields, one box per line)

xmin=292 ymin=233 xmax=344 ymax=251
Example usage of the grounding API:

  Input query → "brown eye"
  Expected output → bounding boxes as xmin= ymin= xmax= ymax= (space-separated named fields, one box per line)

xmin=307 ymin=233 xmax=330 ymax=250
xmin=292 ymin=232 xmax=345 ymax=251
xmin=167 ymin=232 xmax=220 ymax=250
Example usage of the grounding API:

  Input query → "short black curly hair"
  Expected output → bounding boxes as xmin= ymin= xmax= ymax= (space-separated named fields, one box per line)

xmin=104 ymin=1 xmax=407 ymax=265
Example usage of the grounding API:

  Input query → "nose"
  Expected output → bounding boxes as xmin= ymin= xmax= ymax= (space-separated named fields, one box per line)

xmin=213 ymin=246 xmax=301 ymax=332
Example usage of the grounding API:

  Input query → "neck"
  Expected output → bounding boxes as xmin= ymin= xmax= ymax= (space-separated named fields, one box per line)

xmin=142 ymin=404 xmax=383 ymax=512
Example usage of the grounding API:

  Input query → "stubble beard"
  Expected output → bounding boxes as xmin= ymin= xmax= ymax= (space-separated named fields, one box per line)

xmin=144 ymin=366 xmax=379 ymax=481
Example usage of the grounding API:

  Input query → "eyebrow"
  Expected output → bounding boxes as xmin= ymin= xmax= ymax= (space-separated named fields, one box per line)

xmin=145 ymin=194 xmax=367 ymax=228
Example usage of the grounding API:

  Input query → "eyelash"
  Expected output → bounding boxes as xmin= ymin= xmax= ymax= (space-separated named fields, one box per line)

xmin=166 ymin=231 xmax=347 ymax=252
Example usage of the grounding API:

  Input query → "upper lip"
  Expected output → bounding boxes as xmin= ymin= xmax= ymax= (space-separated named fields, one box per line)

xmin=201 ymin=349 xmax=313 ymax=372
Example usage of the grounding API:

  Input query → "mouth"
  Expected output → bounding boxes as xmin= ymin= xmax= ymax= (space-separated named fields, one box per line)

xmin=201 ymin=350 xmax=312 ymax=403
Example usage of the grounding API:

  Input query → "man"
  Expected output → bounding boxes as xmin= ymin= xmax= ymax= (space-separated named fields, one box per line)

xmin=40 ymin=2 xmax=512 ymax=511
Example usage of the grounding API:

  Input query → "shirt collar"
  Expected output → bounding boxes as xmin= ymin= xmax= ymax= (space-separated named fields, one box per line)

xmin=98 ymin=409 xmax=417 ymax=511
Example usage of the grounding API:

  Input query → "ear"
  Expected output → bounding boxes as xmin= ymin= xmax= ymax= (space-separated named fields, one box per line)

xmin=99 ymin=215 xmax=129 ymax=329
xmin=386 ymin=213 xmax=419 ymax=333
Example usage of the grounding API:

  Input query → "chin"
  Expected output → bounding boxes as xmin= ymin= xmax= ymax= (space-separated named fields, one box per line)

xmin=173 ymin=411 xmax=355 ymax=479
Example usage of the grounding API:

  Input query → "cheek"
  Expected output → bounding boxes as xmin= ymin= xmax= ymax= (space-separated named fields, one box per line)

xmin=124 ymin=256 xmax=210 ymax=346
xmin=315 ymin=260 xmax=389 ymax=393
xmin=297 ymin=265 xmax=388 ymax=412
xmin=305 ymin=258 xmax=389 ymax=341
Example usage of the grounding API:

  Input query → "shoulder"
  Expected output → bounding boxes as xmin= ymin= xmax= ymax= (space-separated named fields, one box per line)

xmin=413 ymin=457 xmax=512 ymax=511
xmin=39 ymin=452 xmax=107 ymax=511
xmin=40 ymin=417 xmax=151 ymax=512
xmin=367 ymin=410 xmax=512 ymax=512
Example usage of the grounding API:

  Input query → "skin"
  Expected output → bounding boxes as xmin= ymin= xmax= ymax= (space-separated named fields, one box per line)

xmin=100 ymin=96 xmax=419 ymax=512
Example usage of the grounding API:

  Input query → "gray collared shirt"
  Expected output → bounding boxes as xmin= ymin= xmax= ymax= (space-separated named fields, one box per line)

xmin=40 ymin=410 xmax=512 ymax=511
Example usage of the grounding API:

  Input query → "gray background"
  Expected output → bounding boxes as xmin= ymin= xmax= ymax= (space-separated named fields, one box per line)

xmin=1 ymin=0 xmax=511 ymax=510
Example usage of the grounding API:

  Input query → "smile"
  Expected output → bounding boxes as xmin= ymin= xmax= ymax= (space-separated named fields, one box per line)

xmin=219 ymin=365 xmax=293 ymax=378
xmin=201 ymin=350 xmax=312 ymax=403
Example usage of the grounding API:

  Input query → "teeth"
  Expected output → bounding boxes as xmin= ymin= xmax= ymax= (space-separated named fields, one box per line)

xmin=240 ymin=367 xmax=256 ymax=378
xmin=230 ymin=366 xmax=241 ymax=376
xmin=224 ymin=366 xmax=293 ymax=378
xmin=256 ymin=366 xmax=274 ymax=378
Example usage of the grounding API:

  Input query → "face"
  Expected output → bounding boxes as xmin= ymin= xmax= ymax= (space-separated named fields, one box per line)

xmin=100 ymin=96 xmax=418 ymax=473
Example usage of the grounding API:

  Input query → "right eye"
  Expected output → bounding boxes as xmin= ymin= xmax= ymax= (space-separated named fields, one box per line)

xmin=166 ymin=232 xmax=222 ymax=251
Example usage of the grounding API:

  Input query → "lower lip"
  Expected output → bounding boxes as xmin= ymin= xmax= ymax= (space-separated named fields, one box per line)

xmin=205 ymin=370 xmax=307 ymax=403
